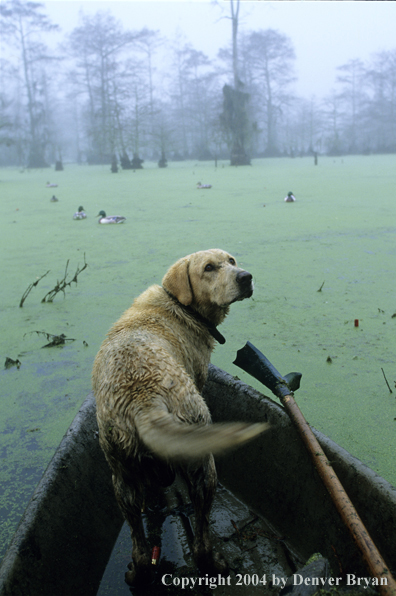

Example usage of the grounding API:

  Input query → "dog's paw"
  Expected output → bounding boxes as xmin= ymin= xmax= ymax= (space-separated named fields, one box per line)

xmin=196 ymin=549 xmax=229 ymax=576
xmin=210 ymin=550 xmax=229 ymax=576
xmin=125 ymin=558 xmax=154 ymax=586
xmin=125 ymin=561 xmax=137 ymax=586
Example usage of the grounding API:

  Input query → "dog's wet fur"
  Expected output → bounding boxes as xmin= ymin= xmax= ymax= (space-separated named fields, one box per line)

xmin=92 ymin=249 xmax=269 ymax=584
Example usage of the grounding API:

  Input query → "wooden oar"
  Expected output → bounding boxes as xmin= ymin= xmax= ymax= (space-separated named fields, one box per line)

xmin=234 ymin=341 xmax=396 ymax=596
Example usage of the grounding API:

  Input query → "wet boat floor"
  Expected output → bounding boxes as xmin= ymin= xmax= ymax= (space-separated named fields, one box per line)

xmin=97 ymin=475 xmax=302 ymax=596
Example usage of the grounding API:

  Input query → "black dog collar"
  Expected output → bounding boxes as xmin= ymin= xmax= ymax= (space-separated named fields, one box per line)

xmin=162 ymin=287 xmax=226 ymax=345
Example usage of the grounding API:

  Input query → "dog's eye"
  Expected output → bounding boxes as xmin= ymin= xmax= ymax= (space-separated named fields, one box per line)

xmin=229 ymin=258 xmax=236 ymax=266
xmin=204 ymin=263 xmax=214 ymax=272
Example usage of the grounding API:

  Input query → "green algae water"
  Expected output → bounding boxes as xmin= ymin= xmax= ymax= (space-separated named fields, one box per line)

xmin=1 ymin=156 xmax=395 ymax=561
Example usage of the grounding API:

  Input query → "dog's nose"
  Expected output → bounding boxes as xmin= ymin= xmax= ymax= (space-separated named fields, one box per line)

xmin=236 ymin=271 xmax=253 ymax=286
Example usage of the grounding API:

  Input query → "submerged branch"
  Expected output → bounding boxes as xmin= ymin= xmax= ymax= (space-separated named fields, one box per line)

xmin=24 ymin=330 xmax=76 ymax=348
xmin=381 ymin=367 xmax=393 ymax=394
xmin=4 ymin=357 xmax=21 ymax=369
xmin=19 ymin=270 xmax=50 ymax=307
xmin=41 ymin=253 xmax=88 ymax=303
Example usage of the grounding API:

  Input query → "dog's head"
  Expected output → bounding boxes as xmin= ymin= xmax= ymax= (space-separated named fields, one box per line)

xmin=162 ymin=249 xmax=253 ymax=324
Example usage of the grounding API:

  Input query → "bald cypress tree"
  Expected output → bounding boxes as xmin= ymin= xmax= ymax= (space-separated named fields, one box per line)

xmin=220 ymin=84 xmax=250 ymax=165
xmin=0 ymin=0 xmax=59 ymax=168
xmin=220 ymin=0 xmax=250 ymax=165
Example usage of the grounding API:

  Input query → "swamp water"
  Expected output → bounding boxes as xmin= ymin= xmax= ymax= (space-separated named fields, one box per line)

xmin=0 ymin=155 xmax=395 ymax=561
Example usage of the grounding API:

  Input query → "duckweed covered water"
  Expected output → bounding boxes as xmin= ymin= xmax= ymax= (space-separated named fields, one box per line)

xmin=1 ymin=156 xmax=395 ymax=561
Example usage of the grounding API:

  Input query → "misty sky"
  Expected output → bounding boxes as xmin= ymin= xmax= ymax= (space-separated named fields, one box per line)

xmin=37 ymin=1 xmax=396 ymax=99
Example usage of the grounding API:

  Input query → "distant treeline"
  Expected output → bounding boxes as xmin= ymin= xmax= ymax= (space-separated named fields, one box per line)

xmin=1 ymin=0 xmax=396 ymax=167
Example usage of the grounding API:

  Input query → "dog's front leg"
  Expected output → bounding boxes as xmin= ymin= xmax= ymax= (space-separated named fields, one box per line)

xmin=182 ymin=455 xmax=229 ymax=576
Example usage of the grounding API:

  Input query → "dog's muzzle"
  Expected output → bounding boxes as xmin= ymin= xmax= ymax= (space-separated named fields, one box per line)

xmin=236 ymin=270 xmax=254 ymax=299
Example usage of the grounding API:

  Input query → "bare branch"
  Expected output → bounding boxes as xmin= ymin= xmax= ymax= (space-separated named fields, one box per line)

xmin=19 ymin=270 xmax=50 ymax=307
xmin=41 ymin=254 xmax=88 ymax=303
xmin=24 ymin=330 xmax=76 ymax=348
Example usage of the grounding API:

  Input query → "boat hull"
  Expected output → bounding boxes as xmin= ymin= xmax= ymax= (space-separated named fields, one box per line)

xmin=0 ymin=365 xmax=395 ymax=595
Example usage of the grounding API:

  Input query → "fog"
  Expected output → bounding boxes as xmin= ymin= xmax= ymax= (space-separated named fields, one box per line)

xmin=2 ymin=0 xmax=396 ymax=166
xmin=42 ymin=1 xmax=396 ymax=98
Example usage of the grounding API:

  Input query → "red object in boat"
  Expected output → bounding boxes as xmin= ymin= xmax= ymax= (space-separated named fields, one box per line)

xmin=151 ymin=546 xmax=161 ymax=565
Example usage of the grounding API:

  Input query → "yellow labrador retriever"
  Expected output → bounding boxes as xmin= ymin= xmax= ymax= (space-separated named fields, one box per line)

xmin=92 ymin=249 xmax=268 ymax=584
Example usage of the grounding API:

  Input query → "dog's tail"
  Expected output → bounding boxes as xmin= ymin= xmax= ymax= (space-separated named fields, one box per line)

xmin=134 ymin=408 xmax=269 ymax=461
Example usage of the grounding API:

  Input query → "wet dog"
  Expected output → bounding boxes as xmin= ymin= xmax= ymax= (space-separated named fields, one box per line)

xmin=92 ymin=249 xmax=269 ymax=584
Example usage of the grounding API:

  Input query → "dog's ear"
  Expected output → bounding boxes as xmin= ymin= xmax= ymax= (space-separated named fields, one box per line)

xmin=162 ymin=257 xmax=193 ymax=306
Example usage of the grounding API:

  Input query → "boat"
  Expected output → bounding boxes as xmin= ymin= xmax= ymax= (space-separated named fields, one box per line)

xmin=0 ymin=364 xmax=395 ymax=596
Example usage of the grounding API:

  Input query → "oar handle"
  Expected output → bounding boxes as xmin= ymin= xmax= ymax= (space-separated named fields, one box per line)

xmin=234 ymin=342 xmax=396 ymax=596
xmin=282 ymin=392 xmax=396 ymax=596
